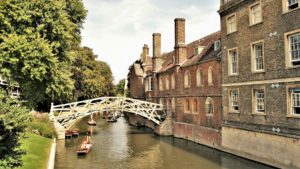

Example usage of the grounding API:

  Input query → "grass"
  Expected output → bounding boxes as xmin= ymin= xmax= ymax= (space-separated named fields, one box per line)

xmin=18 ymin=133 xmax=52 ymax=169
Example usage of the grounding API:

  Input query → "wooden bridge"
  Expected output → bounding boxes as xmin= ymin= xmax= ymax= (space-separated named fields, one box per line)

xmin=49 ymin=97 xmax=165 ymax=139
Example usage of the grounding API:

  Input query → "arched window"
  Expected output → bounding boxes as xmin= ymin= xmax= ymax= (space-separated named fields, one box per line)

xmin=171 ymin=74 xmax=175 ymax=89
xmin=208 ymin=66 xmax=213 ymax=85
xmin=166 ymin=76 xmax=170 ymax=90
xmin=185 ymin=98 xmax=190 ymax=112
xmin=193 ymin=98 xmax=198 ymax=113
xmin=172 ymin=98 xmax=175 ymax=111
xmin=205 ymin=97 xmax=214 ymax=115
xmin=184 ymin=71 xmax=191 ymax=88
xmin=196 ymin=68 xmax=203 ymax=86
xmin=159 ymin=76 xmax=163 ymax=91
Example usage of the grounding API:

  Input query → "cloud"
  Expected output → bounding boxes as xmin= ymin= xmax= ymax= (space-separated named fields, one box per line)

xmin=81 ymin=0 xmax=220 ymax=83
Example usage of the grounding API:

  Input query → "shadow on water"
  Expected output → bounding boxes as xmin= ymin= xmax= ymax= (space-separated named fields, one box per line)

xmin=55 ymin=116 xmax=277 ymax=169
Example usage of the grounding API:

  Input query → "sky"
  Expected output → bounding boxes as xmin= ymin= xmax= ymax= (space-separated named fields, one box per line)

xmin=81 ymin=0 xmax=220 ymax=84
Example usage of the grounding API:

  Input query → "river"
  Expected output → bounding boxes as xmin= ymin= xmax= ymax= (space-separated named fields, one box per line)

xmin=55 ymin=114 xmax=275 ymax=169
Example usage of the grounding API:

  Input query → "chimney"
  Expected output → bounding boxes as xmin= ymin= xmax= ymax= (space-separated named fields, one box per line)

xmin=152 ymin=33 xmax=162 ymax=72
xmin=142 ymin=44 xmax=149 ymax=64
xmin=174 ymin=18 xmax=187 ymax=65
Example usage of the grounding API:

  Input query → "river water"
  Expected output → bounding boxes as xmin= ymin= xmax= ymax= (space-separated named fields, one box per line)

xmin=55 ymin=115 xmax=275 ymax=169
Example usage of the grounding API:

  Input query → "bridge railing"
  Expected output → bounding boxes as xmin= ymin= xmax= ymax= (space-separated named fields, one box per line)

xmin=50 ymin=97 xmax=165 ymax=129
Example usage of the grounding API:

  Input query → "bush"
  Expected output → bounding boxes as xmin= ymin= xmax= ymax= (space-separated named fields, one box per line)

xmin=27 ymin=115 xmax=56 ymax=139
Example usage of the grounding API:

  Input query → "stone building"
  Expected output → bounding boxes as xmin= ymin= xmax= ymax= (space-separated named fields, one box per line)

xmin=128 ymin=18 xmax=222 ymax=148
xmin=219 ymin=0 xmax=300 ymax=168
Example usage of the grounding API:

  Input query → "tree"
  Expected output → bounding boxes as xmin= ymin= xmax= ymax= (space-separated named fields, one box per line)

xmin=71 ymin=47 xmax=114 ymax=100
xmin=0 ymin=0 xmax=87 ymax=109
xmin=0 ymin=90 xmax=29 ymax=169
xmin=115 ymin=79 xmax=127 ymax=96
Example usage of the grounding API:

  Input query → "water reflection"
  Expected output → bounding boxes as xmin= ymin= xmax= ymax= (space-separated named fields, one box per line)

xmin=55 ymin=116 xmax=275 ymax=169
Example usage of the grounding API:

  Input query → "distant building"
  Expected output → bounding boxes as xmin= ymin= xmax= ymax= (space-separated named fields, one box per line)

xmin=0 ymin=75 xmax=20 ymax=98
xmin=219 ymin=0 xmax=300 ymax=168
xmin=128 ymin=18 xmax=222 ymax=148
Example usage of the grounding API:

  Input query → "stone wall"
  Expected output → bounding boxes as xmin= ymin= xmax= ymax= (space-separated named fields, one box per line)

xmin=222 ymin=126 xmax=300 ymax=169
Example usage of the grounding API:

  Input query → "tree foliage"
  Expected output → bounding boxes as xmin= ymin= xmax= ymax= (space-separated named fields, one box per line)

xmin=72 ymin=47 xmax=114 ymax=100
xmin=0 ymin=0 xmax=87 ymax=108
xmin=115 ymin=79 xmax=127 ymax=97
xmin=0 ymin=90 xmax=29 ymax=169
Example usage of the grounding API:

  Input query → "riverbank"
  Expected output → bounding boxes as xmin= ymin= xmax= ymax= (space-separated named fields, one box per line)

xmin=18 ymin=133 xmax=52 ymax=169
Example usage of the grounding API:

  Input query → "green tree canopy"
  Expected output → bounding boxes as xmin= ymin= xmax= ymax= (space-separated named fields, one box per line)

xmin=0 ymin=0 xmax=87 ymax=108
xmin=72 ymin=47 xmax=114 ymax=100
xmin=115 ymin=79 xmax=127 ymax=97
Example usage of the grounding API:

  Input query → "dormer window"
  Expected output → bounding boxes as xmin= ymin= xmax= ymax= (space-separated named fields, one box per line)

xmin=214 ymin=40 xmax=221 ymax=51
xmin=288 ymin=0 xmax=299 ymax=10
xmin=194 ymin=46 xmax=205 ymax=55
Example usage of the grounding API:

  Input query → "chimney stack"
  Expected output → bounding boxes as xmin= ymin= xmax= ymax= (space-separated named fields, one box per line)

xmin=152 ymin=33 xmax=162 ymax=72
xmin=174 ymin=18 xmax=187 ymax=65
xmin=142 ymin=44 xmax=149 ymax=64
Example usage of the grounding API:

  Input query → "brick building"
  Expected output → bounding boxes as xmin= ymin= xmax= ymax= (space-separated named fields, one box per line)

xmin=219 ymin=0 xmax=300 ymax=168
xmin=128 ymin=18 xmax=222 ymax=148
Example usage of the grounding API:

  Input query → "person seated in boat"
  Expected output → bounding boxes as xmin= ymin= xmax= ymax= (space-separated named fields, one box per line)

xmin=80 ymin=140 xmax=88 ymax=150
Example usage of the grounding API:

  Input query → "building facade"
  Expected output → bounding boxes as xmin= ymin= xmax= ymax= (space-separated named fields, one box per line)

xmin=128 ymin=18 xmax=222 ymax=148
xmin=219 ymin=0 xmax=300 ymax=168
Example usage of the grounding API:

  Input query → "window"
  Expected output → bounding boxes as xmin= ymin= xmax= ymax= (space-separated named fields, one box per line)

xmin=184 ymin=71 xmax=191 ymax=88
xmin=291 ymin=88 xmax=300 ymax=115
xmin=254 ymin=89 xmax=265 ymax=113
xmin=196 ymin=69 xmax=203 ymax=87
xmin=171 ymin=74 xmax=175 ymax=89
xmin=194 ymin=46 xmax=205 ymax=55
xmin=145 ymin=77 xmax=153 ymax=91
xmin=227 ymin=14 xmax=237 ymax=34
xmin=172 ymin=98 xmax=175 ymax=111
xmin=159 ymin=77 xmax=163 ymax=91
xmin=252 ymin=42 xmax=264 ymax=71
xmin=283 ymin=0 xmax=299 ymax=12
xmin=205 ymin=97 xmax=214 ymax=114
xmin=166 ymin=76 xmax=170 ymax=90
xmin=185 ymin=99 xmax=190 ymax=112
xmin=288 ymin=0 xmax=299 ymax=10
xmin=208 ymin=67 xmax=213 ymax=85
xmin=214 ymin=40 xmax=221 ymax=51
xmin=230 ymin=89 xmax=239 ymax=112
xmin=228 ymin=48 xmax=238 ymax=75
xmin=250 ymin=3 xmax=262 ymax=25
xmin=289 ymin=33 xmax=300 ymax=65
xmin=193 ymin=99 xmax=198 ymax=113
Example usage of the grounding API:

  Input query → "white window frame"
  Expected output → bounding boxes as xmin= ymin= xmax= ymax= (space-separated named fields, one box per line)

xmin=282 ymin=0 xmax=299 ymax=13
xmin=291 ymin=89 xmax=300 ymax=115
xmin=285 ymin=29 xmax=300 ymax=68
xmin=228 ymin=48 xmax=238 ymax=75
xmin=252 ymin=88 xmax=265 ymax=114
xmin=214 ymin=40 xmax=221 ymax=51
xmin=249 ymin=2 xmax=262 ymax=26
xmin=251 ymin=40 xmax=264 ymax=72
xmin=229 ymin=89 xmax=239 ymax=113
xmin=227 ymin=13 xmax=237 ymax=34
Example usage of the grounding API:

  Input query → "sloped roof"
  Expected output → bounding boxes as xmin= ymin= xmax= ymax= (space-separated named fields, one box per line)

xmin=182 ymin=31 xmax=220 ymax=67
